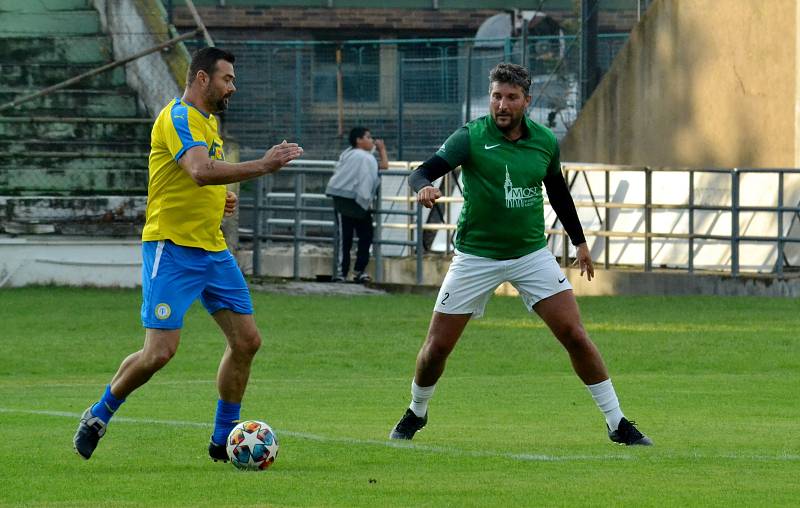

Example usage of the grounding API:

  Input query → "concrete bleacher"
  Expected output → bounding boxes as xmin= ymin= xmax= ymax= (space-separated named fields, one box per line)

xmin=0 ymin=0 xmax=149 ymax=236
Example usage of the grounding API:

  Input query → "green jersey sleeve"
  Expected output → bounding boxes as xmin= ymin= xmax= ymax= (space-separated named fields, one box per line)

xmin=546 ymin=137 xmax=561 ymax=177
xmin=435 ymin=127 xmax=470 ymax=168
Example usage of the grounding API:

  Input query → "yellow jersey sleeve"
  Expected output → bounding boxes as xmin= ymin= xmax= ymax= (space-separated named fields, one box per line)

xmin=142 ymin=99 xmax=228 ymax=251
xmin=165 ymin=100 xmax=210 ymax=162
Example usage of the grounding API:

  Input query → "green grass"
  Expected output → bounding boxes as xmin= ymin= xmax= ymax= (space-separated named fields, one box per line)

xmin=0 ymin=287 xmax=798 ymax=507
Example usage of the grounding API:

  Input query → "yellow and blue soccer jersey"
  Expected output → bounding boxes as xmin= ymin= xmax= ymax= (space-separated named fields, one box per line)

xmin=142 ymin=98 xmax=228 ymax=251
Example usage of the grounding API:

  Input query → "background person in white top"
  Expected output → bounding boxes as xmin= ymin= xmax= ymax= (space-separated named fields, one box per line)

xmin=325 ymin=127 xmax=389 ymax=282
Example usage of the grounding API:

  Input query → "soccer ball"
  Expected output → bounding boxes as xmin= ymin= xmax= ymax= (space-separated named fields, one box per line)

xmin=226 ymin=420 xmax=279 ymax=471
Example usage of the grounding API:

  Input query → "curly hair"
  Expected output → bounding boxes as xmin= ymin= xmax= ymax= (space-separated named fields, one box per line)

xmin=488 ymin=63 xmax=531 ymax=96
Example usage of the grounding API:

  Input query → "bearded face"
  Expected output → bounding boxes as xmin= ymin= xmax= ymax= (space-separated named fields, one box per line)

xmin=203 ymin=60 xmax=236 ymax=114
xmin=489 ymin=81 xmax=530 ymax=134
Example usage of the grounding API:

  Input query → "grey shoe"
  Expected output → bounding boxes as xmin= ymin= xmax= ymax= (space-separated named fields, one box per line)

xmin=73 ymin=406 xmax=107 ymax=459
xmin=389 ymin=409 xmax=427 ymax=440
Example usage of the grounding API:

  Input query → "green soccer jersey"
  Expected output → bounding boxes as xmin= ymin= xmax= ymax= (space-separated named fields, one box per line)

xmin=435 ymin=115 xmax=561 ymax=260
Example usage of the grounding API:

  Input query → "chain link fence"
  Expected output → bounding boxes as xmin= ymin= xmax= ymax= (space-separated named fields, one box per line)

xmin=2 ymin=30 xmax=626 ymax=199
xmin=187 ymin=34 xmax=627 ymax=163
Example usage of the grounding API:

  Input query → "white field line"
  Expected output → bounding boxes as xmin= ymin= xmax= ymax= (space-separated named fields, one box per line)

xmin=2 ymin=407 xmax=799 ymax=463
xmin=1 ymin=406 xmax=623 ymax=463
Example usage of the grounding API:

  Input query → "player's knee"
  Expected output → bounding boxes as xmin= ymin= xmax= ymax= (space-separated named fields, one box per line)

xmin=232 ymin=330 xmax=262 ymax=357
xmin=422 ymin=339 xmax=453 ymax=363
xmin=143 ymin=347 xmax=176 ymax=371
xmin=559 ymin=325 xmax=590 ymax=352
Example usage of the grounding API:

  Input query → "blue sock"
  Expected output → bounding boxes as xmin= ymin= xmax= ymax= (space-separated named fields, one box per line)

xmin=90 ymin=385 xmax=126 ymax=424
xmin=212 ymin=399 xmax=241 ymax=445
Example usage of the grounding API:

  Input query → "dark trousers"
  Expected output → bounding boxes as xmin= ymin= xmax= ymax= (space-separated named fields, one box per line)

xmin=334 ymin=206 xmax=373 ymax=278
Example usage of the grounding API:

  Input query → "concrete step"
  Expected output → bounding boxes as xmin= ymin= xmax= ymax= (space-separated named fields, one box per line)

xmin=0 ymin=195 xmax=146 ymax=236
xmin=9 ymin=151 xmax=148 ymax=170
xmin=2 ymin=36 xmax=110 ymax=64
xmin=0 ymin=139 xmax=151 ymax=154
xmin=0 ymin=0 xmax=90 ymax=12
xmin=0 ymin=116 xmax=153 ymax=142
xmin=0 ymin=168 xmax=148 ymax=195
xmin=0 ymin=10 xmax=100 ymax=36
xmin=0 ymin=89 xmax=140 ymax=117
xmin=0 ymin=63 xmax=127 ymax=89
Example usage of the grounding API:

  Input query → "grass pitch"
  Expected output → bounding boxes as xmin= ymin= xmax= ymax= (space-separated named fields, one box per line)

xmin=0 ymin=286 xmax=798 ymax=507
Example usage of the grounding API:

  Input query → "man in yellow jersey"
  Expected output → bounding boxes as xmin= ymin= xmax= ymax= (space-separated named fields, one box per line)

xmin=74 ymin=47 xmax=304 ymax=462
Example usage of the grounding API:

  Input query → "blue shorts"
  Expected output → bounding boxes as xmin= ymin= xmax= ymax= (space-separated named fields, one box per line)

xmin=141 ymin=240 xmax=254 ymax=329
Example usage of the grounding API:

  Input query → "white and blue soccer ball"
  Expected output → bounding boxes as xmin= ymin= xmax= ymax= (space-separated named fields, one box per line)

xmin=226 ymin=420 xmax=279 ymax=471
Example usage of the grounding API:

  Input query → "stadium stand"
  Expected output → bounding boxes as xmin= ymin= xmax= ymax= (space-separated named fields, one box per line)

xmin=0 ymin=0 xmax=150 ymax=236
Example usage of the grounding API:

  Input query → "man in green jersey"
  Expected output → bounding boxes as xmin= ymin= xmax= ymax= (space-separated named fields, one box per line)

xmin=389 ymin=63 xmax=652 ymax=446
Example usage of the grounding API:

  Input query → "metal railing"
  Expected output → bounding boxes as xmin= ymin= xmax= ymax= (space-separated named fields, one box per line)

xmin=244 ymin=160 xmax=426 ymax=283
xmin=556 ymin=164 xmax=800 ymax=276
xmin=244 ymin=161 xmax=800 ymax=282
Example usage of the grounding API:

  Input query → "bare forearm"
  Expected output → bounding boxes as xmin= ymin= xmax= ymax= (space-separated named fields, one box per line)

xmin=191 ymin=159 xmax=272 ymax=186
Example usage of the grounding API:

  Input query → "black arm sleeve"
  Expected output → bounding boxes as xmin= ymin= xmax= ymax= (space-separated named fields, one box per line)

xmin=543 ymin=170 xmax=587 ymax=246
xmin=408 ymin=155 xmax=455 ymax=192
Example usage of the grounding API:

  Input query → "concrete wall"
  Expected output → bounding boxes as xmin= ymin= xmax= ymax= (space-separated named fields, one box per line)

xmin=561 ymin=0 xmax=797 ymax=168
xmin=0 ymin=237 xmax=141 ymax=288
xmin=1 ymin=238 xmax=797 ymax=296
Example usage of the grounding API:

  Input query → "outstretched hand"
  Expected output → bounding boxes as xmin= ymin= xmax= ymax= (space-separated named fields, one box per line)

xmin=417 ymin=186 xmax=442 ymax=208
xmin=573 ymin=243 xmax=594 ymax=281
xmin=264 ymin=140 xmax=304 ymax=173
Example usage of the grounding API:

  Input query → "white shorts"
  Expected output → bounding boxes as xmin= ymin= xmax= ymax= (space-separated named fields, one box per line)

xmin=434 ymin=248 xmax=572 ymax=318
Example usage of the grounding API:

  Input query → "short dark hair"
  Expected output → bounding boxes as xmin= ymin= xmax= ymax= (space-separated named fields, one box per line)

xmin=187 ymin=47 xmax=235 ymax=86
xmin=348 ymin=126 xmax=369 ymax=147
xmin=488 ymin=63 xmax=531 ymax=96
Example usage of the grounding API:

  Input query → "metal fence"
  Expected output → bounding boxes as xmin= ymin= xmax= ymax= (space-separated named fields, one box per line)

xmin=246 ymin=162 xmax=800 ymax=282
xmin=188 ymin=34 xmax=628 ymax=162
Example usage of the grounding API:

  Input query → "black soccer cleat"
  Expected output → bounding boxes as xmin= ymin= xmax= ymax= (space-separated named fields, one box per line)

xmin=73 ymin=406 xmax=107 ymax=460
xmin=389 ymin=408 xmax=427 ymax=440
xmin=608 ymin=417 xmax=653 ymax=446
xmin=208 ymin=439 xmax=229 ymax=462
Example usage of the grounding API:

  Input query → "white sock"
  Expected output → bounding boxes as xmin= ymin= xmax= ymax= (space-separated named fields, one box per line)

xmin=587 ymin=378 xmax=625 ymax=431
xmin=409 ymin=380 xmax=436 ymax=417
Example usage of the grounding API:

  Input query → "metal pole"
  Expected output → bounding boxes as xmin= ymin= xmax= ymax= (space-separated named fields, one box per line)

xmin=521 ymin=16 xmax=529 ymax=67
xmin=777 ymin=172 xmax=784 ymax=276
xmin=731 ymin=169 xmax=740 ymax=277
xmin=293 ymin=173 xmax=302 ymax=280
xmin=336 ymin=46 xmax=344 ymax=137
xmin=292 ymin=173 xmax=305 ymax=280
xmin=416 ymin=202 xmax=424 ymax=285
xmin=295 ymin=49 xmax=302 ymax=143
xmin=604 ymin=169 xmax=610 ymax=269
xmin=397 ymin=56 xmax=404 ymax=160
xmin=375 ymin=181 xmax=383 ymax=282
xmin=688 ymin=170 xmax=695 ymax=273
xmin=644 ymin=167 xmax=652 ymax=272
xmin=464 ymin=44 xmax=473 ymax=124
xmin=561 ymin=167 xmax=570 ymax=267
xmin=0 ymin=29 xmax=201 ymax=112
xmin=580 ymin=0 xmax=599 ymax=108
xmin=185 ymin=0 xmax=214 ymax=47
xmin=252 ymin=176 xmax=264 ymax=277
